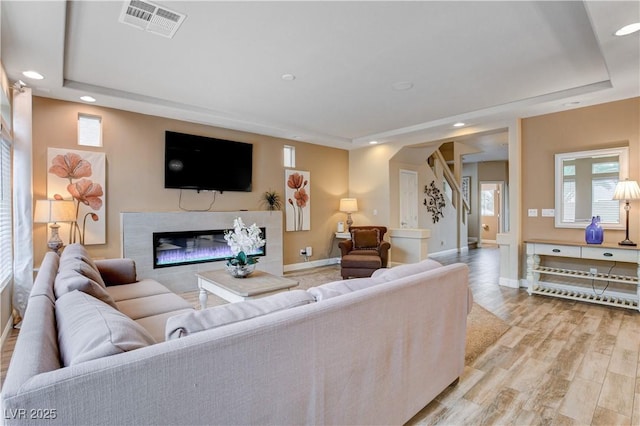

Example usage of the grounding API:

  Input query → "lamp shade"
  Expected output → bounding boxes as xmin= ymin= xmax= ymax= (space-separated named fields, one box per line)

xmin=339 ymin=198 xmax=358 ymax=213
xmin=613 ymin=180 xmax=640 ymax=201
xmin=34 ymin=199 xmax=76 ymax=223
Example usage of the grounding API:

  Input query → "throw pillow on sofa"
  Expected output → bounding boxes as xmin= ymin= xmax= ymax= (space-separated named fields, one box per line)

xmin=56 ymin=290 xmax=156 ymax=366
xmin=371 ymin=258 xmax=444 ymax=282
xmin=54 ymin=260 xmax=118 ymax=309
xmin=59 ymin=243 xmax=106 ymax=288
xmin=166 ymin=290 xmax=315 ymax=340
xmin=307 ymin=277 xmax=382 ymax=301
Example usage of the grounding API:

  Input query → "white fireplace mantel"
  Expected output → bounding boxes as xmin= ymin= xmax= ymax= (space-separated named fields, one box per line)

xmin=121 ymin=211 xmax=283 ymax=293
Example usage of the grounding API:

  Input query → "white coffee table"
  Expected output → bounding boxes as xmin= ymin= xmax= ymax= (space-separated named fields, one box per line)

xmin=196 ymin=269 xmax=299 ymax=308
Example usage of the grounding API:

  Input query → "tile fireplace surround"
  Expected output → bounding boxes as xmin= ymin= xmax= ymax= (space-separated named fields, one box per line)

xmin=121 ymin=211 xmax=283 ymax=293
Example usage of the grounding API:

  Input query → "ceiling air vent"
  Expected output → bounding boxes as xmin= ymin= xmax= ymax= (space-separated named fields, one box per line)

xmin=119 ymin=0 xmax=186 ymax=39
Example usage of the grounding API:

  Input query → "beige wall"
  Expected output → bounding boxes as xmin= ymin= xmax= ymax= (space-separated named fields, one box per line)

xmin=522 ymin=97 xmax=640 ymax=244
xmin=32 ymin=97 xmax=349 ymax=266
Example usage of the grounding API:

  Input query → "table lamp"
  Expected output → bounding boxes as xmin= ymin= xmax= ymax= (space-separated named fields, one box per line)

xmin=34 ymin=199 xmax=76 ymax=253
xmin=612 ymin=179 xmax=640 ymax=246
xmin=339 ymin=198 xmax=358 ymax=228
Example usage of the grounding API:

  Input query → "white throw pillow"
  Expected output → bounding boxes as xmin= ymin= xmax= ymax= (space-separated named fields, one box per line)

xmin=307 ymin=277 xmax=381 ymax=301
xmin=166 ymin=289 xmax=314 ymax=340
xmin=373 ymin=259 xmax=444 ymax=282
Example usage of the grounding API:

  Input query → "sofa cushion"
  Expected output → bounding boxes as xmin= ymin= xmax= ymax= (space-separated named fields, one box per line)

xmin=54 ymin=260 xmax=118 ymax=309
xmin=351 ymin=228 xmax=380 ymax=250
xmin=56 ymin=290 xmax=156 ymax=366
xmin=136 ymin=308 xmax=195 ymax=342
xmin=59 ymin=243 xmax=106 ymax=288
xmin=307 ymin=277 xmax=381 ymax=301
xmin=166 ymin=289 xmax=315 ymax=340
xmin=106 ymin=279 xmax=171 ymax=302
xmin=116 ymin=293 xmax=193 ymax=320
xmin=373 ymin=259 xmax=444 ymax=282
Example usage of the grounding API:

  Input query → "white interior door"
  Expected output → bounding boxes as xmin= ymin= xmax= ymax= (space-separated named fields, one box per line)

xmin=399 ymin=169 xmax=418 ymax=228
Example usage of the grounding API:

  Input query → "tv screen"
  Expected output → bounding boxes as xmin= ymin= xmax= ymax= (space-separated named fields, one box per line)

xmin=164 ymin=131 xmax=253 ymax=192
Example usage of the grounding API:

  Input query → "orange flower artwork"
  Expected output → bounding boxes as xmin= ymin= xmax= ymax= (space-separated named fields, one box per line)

xmin=47 ymin=149 xmax=106 ymax=245
xmin=285 ymin=170 xmax=310 ymax=231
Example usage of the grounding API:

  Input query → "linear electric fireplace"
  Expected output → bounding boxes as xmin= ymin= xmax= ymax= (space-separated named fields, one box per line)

xmin=153 ymin=228 xmax=266 ymax=269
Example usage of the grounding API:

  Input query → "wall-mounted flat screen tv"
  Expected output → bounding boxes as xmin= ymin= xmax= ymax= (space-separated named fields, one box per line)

xmin=164 ymin=131 xmax=253 ymax=192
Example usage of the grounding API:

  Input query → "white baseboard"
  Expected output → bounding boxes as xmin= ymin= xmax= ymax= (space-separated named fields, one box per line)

xmin=429 ymin=246 xmax=468 ymax=259
xmin=284 ymin=257 xmax=340 ymax=273
xmin=499 ymin=277 xmax=520 ymax=288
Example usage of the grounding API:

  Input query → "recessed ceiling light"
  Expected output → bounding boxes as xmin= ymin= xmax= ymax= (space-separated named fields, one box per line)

xmin=22 ymin=70 xmax=44 ymax=80
xmin=615 ymin=23 xmax=640 ymax=36
xmin=80 ymin=96 xmax=96 ymax=103
xmin=369 ymin=141 xmax=379 ymax=145
xmin=392 ymin=81 xmax=413 ymax=91
xmin=453 ymin=122 xmax=465 ymax=127
xmin=281 ymin=74 xmax=296 ymax=81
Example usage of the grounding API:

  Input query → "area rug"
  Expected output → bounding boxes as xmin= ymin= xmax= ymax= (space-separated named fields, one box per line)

xmin=465 ymin=303 xmax=510 ymax=365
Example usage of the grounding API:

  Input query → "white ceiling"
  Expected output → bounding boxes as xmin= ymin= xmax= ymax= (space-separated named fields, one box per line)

xmin=1 ymin=1 xmax=639 ymax=152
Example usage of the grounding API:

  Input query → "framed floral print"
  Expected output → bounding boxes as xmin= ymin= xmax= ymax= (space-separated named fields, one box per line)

xmin=285 ymin=170 xmax=310 ymax=231
xmin=47 ymin=148 xmax=106 ymax=245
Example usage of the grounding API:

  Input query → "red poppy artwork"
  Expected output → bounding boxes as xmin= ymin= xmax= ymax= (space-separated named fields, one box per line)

xmin=47 ymin=148 xmax=106 ymax=245
xmin=285 ymin=170 xmax=311 ymax=231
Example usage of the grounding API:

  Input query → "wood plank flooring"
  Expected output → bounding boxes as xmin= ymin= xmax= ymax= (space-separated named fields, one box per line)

xmin=408 ymin=245 xmax=640 ymax=425
xmin=3 ymin=246 xmax=640 ymax=425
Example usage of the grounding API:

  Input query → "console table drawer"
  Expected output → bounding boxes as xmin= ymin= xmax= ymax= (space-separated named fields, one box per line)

xmin=534 ymin=244 xmax=581 ymax=258
xmin=582 ymin=247 xmax=638 ymax=263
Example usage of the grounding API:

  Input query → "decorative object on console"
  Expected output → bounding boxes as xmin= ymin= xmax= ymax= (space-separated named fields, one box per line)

xmin=424 ymin=181 xmax=446 ymax=223
xmin=48 ymin=148 xmax=106 ymax=245
xmin=34 ymin=199 xmax=76 ymax=254
xmin=285 ymin=170 xmax=311 ymax=231
xmin=339 ymin=198 xmax=358 ymax=228
xmin=223 ymin=217 xmax=266 ymax=278
xmin=585 ymin=216 xmax=604 ymax=244
xmin=612 ymin=179 xmax=640 ymax=246
xmin=261 ymin=189 xmax=282 ymax=211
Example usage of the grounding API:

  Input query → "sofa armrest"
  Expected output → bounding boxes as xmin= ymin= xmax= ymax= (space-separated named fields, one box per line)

xmin=94 ymin=258 xmax=137 ymax=286
xmin=378 ymin=241 xmax=391 ymax=267
xmin=338 ymin=240 xmax=353 ymax=256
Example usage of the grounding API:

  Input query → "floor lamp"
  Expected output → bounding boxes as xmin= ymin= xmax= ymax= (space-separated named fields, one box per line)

xmin=613 ymin=179 xmax=640 ymax=246
xmin=34 ymin=199 xmax=76 ymax=254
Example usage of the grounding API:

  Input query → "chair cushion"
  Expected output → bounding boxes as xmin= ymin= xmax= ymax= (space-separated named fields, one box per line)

xmin=165 ymin=290 xmax=314 ymax=340
xmin=341 ymin=254 xmax=382 ymax=269
xmin=56 ymin=290 xmax=156 ymax=366
xmin=351 ymin=228 xmax=380 ymax=250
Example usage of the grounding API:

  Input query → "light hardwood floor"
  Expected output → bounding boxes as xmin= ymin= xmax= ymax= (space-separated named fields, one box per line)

xmin=408 ymin=246 xmax=640 ymax=425
xmin=2 ymin=247 xmax=640 ymax=425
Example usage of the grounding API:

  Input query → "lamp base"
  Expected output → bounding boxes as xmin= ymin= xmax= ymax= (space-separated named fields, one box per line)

xmin=618 ymin=239 xmax=637 ymax=246
xmin=48 ymin=223 xmax=64 ymax=254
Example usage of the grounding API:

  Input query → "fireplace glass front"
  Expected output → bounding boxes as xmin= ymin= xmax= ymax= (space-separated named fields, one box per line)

xmin=153 ymin=228 xmax=266 ymax=269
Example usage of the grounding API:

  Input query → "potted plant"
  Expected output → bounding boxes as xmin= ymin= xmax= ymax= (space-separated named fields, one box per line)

xmin=261 ymin=189 xmax=283 ymax=211
xmin=223 ymin=217 xmax=266 ymax=278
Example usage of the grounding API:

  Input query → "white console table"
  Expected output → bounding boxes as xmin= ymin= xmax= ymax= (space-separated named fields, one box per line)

xmin=525 ymin=240 xmax=640 ymax=311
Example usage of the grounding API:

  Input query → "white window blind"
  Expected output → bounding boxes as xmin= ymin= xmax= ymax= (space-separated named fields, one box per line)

xmin=0 ymin=136 xmax=12 ymax=288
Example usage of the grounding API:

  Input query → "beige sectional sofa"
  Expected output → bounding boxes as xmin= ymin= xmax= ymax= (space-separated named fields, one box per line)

xmin=2 ymin=246 xmax=471 ymax=425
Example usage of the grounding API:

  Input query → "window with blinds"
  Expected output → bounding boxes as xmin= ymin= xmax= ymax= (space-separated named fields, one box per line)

xmin=0 ymin=136 xmax=12 ymax=289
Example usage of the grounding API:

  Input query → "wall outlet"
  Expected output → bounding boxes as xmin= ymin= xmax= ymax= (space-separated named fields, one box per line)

xmin=528 ymin=209 xmax=538 ymax=217
xmin=590 ymin=267 xmax=597 ymax=275
xmin=300 ymin=249 xmax=306 ymax=256
xmin=305 ymin=246 xmax=313 ymax=256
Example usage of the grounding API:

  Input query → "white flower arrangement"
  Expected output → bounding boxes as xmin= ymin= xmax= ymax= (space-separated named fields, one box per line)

xmin=224 ymin=217 xmax=266 ymax=266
